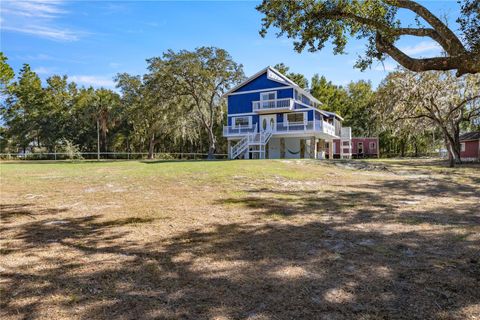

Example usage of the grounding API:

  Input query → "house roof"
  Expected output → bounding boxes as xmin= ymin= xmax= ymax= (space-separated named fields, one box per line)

xmin=460 ymin=131 xmax=480 ymax=141
xmin=323 ymin=111 xmax=345 ymax=121
xmin=224 ymin=66 xmax=321 ymax=104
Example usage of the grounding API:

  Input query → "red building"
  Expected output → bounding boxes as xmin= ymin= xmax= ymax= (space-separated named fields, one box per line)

xmin=326 ymin=137 xmax=379 ymax=159
xmin=460 ymin=132 xmax=480 ymax=162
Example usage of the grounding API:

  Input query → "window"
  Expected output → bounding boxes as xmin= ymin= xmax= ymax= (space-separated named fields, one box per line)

xmin=286 ymin=112 xmax=305 ymax=123
xmin=233 ymin=116 xmax=251 ymax=128
xmin=369 ymin=142 xmax=376 ymax=150
xmin=461 ymin=143 xmax=466 ymax=152
xmin=260 ymin=91 xmax=276 ymax=101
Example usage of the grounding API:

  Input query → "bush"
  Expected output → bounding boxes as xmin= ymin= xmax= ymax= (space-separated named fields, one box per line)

xmin=58 ymin=139 xmax=83 ymax=160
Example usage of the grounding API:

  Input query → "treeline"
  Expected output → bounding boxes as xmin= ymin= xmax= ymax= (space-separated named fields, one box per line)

xmin=0 ymin=48 xmax=244 ymax=159
xmin=1 ymin=51 xmax=479 ymax=162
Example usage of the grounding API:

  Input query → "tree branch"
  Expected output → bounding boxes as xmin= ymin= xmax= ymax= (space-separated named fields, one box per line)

xmin=382 ymin=0 xmax=466 ymax=54
xmin=375 ymin=33 xmax=478 ymax=75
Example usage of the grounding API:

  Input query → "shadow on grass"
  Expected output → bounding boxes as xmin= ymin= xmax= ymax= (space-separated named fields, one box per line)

xmin=0 ymin=203 xmax=69 ymax=222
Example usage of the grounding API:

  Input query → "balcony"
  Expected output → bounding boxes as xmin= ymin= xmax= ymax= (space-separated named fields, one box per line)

xmin=276 ymin=121 xmax=336 ymax=136
xmin=224 ymin=121 xmax=337 ymax=138
xmin=252 ymin=98 xmax=294 ymax=113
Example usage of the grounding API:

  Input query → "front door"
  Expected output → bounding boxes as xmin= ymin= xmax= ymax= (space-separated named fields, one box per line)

xmin=260 ymin=114 xmax=276 ymax=132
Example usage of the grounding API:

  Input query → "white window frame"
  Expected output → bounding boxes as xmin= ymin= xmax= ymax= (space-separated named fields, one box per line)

xmin=260 ymin=91 xmax=277 ymax=101
xmin=461 ymin=142 xmax=465 ymax=152
xmin=232 ymin=116 xmax=252 ymax=128
xmin=369 ymin=141 xmax=376 ymax=149
xmin=284 ymin=112 xmax=306 ymax=125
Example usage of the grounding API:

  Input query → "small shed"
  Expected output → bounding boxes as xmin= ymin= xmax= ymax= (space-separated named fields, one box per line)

xmin=459 ymin=132 xmax=480 ymax=162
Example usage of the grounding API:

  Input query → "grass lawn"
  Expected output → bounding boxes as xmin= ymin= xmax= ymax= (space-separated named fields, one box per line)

xmin=1 ymin=159 xmax=479 ymax=319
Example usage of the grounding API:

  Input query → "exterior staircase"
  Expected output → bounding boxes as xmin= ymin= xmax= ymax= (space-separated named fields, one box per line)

xmin=231 ymin=127 xmax=273 ymax=159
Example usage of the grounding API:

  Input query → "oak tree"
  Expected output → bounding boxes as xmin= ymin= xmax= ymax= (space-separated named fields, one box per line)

xmin=257 ymin=0 xmax=480 ymax=75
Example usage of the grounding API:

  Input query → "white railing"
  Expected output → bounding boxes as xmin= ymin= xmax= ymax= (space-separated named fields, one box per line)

xmin=230 ymin=127 xmax=273 ymax=159
xmin=231 ymin=129 xmax=253 ymax=159
xmin=252 ymin=98 xmax=294 ymax=112
xmin=323 ymin=121 xmax=336 ymax=136
xmin=223 ymin=125 xmax=256 ymax=136
xmin=275 ymin=120 xmax=336 ymax=136
xmin=276 ymin=121 xmax=316 ymax=132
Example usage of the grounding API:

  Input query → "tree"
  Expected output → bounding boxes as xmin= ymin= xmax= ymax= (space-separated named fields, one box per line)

xmin=92 ymin=89 xmax=121 ymax=153
xmin=376 ymin=70 xmax=480 ymax=167
xmin=41 ymin=75 xmax=74 ymax=151
xmin=2 ymin=64 xmax=44 ymax=152
xmin=155 ymin=47 xmax=245 ymax=159
xmin=310 ymin=74 xmax=348 ymax=112
xmin=0 ymin=53 xmax=15 ymax=95
xmin=257 ymin=0 xmax=480 ymax=75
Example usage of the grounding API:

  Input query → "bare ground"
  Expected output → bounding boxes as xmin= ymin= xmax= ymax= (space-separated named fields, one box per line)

xmin=0 ymin=159 xmax=479 ymax=320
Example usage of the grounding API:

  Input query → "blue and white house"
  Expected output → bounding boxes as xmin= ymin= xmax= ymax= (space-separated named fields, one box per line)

xmin=223 ymin=66 xmax=352 ymax=159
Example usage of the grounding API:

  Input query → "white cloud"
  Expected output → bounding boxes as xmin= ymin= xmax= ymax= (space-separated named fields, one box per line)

xmin=2 ymin=25 xmax=79 ymax=41
xmin=1 ymin=0 xmax=85 ymax=41
xmin=400 ymin=41 xmax=442 ymax=56
xmin=33 ymin=66 xmax=54 ymax=75
xmin=4 ymin=0 xmax=68 ymax=19
xmin=70 ymin=75 xmax=115 ymax=88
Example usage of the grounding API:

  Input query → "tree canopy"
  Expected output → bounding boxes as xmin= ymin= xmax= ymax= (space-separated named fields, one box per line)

xmin=376 ymin=69 xmax=480 ymax=166
xmin=257 ymin=0 xmax=480 ymax=75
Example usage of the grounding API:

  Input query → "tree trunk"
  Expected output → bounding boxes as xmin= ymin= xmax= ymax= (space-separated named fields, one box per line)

xmin=400 ymin=139 xmax=406 ymax=157
xmin=148 ymin=134 xmax=156 ymax=160
xmin=207 ymin=128 xmax=216 ymax=160
xmin=446 ymin=140 xmax=456 ymax=168
xmin=100 ymin=129 xmax=107 ymax=153
xmin=453 ymin=124 xmax=462 ymax=164
xmin=414 ymin=138 xmax=418 ymax=157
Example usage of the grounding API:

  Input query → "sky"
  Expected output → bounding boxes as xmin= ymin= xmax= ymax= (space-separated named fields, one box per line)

xmin=0 ymin=0 xmax=461 ymax=90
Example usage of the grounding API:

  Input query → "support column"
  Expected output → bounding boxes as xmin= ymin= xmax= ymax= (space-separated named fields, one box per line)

xmin=280 ymin=138 xmax=285 ymax=159
xmin=329 ymin=140 xmax=334 ymax=160
xmin=227 ymin=140 xmax=232 ymax=159
xmin=309 ymin=136 xmax=316 ymax=159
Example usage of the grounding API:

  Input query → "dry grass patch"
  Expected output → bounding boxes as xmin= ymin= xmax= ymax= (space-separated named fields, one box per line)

xmin=0 ymin=159 xmax=479 ymax=319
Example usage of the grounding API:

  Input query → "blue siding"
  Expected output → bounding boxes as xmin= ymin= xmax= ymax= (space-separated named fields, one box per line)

xmin=276 ymin=113 xmax=284 ymax=123
xmin=228 ymin=88 xmax=293 ymax=114
xmin=302 ymin=95 xmax=311 ymax=105
xmin=307 ymin=110 xmax=314 ymax=121
xmin=233 ymin=72 xmax=287 ymax=93
xmin=253 ymin=115 xmax=259 ymax=130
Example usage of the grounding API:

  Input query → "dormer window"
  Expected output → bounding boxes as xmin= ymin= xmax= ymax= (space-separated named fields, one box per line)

xmin=260 ymin=91 xmax=276 ymax=101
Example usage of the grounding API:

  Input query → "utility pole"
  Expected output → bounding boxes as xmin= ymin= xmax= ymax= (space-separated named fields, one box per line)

xmin=97 ymin=119 xmax=100 ymax=161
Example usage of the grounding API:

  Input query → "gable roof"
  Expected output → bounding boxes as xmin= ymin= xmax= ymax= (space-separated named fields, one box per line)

xmin=460 ymin=131 xmax=480 ymax=141
xmin=225 ymin=66 xmax=320 ymax=102
xmin=224 ymin=66 xmax=293 ymax=96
